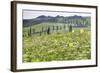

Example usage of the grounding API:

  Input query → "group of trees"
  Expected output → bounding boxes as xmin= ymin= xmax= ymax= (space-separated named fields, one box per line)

xmin=25 ymin=24 xmax=73 ymax=37
xmin=49 ymin=16 xmax=91 ymax=27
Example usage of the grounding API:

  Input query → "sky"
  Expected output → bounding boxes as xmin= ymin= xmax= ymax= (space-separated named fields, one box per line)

xmin=23 ymin=10 xmax=91 ymax=19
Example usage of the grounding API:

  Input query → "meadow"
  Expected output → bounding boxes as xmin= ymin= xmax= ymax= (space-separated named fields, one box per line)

xmin=22 ymin=22 xmax=91 ymax=62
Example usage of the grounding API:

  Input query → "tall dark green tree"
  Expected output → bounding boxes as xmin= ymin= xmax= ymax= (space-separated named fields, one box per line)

xmin=69 ymin=25 xmax=72 ymax=32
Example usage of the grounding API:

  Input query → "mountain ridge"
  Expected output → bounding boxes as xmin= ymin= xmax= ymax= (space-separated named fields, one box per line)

xmin=23 ymin=15 xmax=90 ymax=27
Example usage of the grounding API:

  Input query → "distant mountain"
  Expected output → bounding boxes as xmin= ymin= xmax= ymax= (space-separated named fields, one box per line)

xmin=23 ymin=15 xmax=91 ymax=27
xmin=68 ymin=15 xmax=82 ymax=19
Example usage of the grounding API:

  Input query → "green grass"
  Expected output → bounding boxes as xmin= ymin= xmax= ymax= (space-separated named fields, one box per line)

xmin=23 ymin=22 xmax=69 ymax=37
xmin=23 ymin=29 xmax=91 ymax=62
xmin=24 ymin=22 xmax=68 ymax=31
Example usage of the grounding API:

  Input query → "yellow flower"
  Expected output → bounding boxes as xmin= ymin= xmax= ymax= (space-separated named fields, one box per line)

xmin=69 ymin=43 xmax=73 ymax=47
xmin=72 ymin=30 xmax=74 ymax=33
xmin=80 ymin=29 xmax=84 ymax=33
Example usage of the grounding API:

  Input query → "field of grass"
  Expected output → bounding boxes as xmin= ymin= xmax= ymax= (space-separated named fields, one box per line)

xmin=23 ymin=22 xmax=69 ymax=37
xmin=23 ymin=22 xmax=69 ymax=31
xmin=23 ymin=26 xmax=91 ymax=62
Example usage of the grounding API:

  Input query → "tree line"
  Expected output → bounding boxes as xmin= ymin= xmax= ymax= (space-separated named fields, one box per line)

xmin=23 ymin=24 xmax=73 ymax=37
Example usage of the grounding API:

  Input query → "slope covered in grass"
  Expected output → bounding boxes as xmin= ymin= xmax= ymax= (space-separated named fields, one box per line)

xmin=23 ymin=30 xmax=91 ymax=62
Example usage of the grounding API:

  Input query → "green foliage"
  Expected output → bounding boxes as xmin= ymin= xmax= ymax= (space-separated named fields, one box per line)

xmin=69 ymin=25 xmax=72 ymax=32
xmin=23 ymin=29 xmax=91 ymax=62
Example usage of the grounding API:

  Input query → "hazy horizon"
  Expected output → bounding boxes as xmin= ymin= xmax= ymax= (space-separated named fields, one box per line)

xmin=23 ymin=10 xmax=91 ymax=19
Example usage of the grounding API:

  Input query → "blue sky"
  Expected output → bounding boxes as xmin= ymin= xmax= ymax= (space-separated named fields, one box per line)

xmin=23 ymin=10 xmax=91 ymax=19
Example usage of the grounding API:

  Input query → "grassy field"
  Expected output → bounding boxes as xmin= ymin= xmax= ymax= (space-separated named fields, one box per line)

xmin=23 ymin=22 xmax=69 ymax=37
xmin=22 ymin=22 xmax=91 ymax=62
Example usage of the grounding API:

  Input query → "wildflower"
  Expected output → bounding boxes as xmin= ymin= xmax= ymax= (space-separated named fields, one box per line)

xmin=72 ymin=30 xmax=74 ymax=33
xmin=69 ymin=43 xmax=73 ymax=47
xmin=80 ymin=29 xmax=84 ymax=33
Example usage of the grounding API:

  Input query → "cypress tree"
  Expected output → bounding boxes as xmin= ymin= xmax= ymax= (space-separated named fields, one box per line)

xmin=69 ymin=25 xmax=72 ymax=32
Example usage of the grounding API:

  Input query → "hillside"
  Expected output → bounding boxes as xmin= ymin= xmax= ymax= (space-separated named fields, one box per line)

xmin=23 ymin=15 xmax=91 ymax=27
